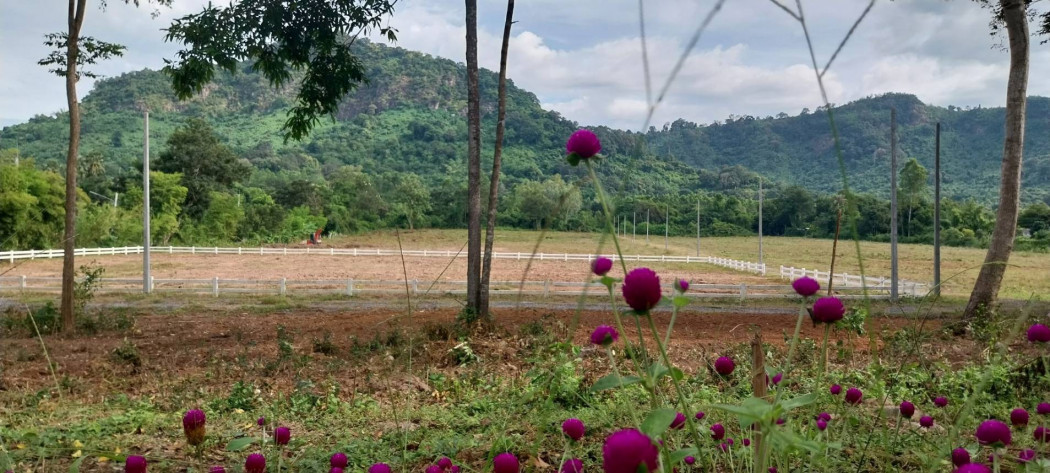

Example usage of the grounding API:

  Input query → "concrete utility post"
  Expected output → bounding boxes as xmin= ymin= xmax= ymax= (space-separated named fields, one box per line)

xmin=890 ymin=108 xmax=899 ymax=301
xmin=696 ymin=199 xmax=700 ymax=257
xmin=646 ymin=209 xmax=650 ymax=244
xmin=934 ymin=122 xmax=941 ymax=297
xmin=758 ymin=179 xmax=764 ymax=265
xmin=143 ymin=110 xmax=151 ymax=294
xmin=664 ymin=203 xmax=669 ymax=251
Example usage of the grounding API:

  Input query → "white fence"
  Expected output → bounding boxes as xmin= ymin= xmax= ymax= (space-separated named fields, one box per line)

xmin=0 ymin=246 xmax=766 ymax=275
xmin=779 ymin=265 xmax=928 ymax=297
xmin=0 ymin=276 xmax=893 ymax=300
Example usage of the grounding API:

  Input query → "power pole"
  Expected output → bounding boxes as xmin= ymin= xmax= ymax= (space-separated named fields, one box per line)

xmin=633 ymin=212 xmax=637 ymax=240
xmin=664 ymin=203 xmax=669 ymax=251
xmin=758 ymin=179 xmax=764 ymax=265
xmin=646 ymin=209 xmax=650 ymax=244
xmin=934 ymin=122 xmax=941 ymax=297
xmin=142 ymin=110 xmax=152 ymax=294
xmin=696 ymin=199 xmax=700 ymax=257
xmin=890 ymin=108 xmax=899 ymax=301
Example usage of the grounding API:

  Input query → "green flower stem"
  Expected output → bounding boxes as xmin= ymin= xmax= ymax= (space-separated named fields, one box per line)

xmin=778 ymin=303 xmax=809 ymax=404
xmin=644 ymin=313 xmax=705 ymax=449
xmin=993 ymin=448 xmax=1000 ymax=473
xmin=820 ymin=324 xmax=831 ymax=379
xmin=890 ymin=415 xmax=902 ymax=453
xmin=663 ymin=297 xmax=680 ymax=348
xmin=585 ymin=160 xmax=629 ymax=276
xmin=605 ymin=285 xmax=645 ymax=379
xmin=605 ymin=347 xmax=643 ymax=428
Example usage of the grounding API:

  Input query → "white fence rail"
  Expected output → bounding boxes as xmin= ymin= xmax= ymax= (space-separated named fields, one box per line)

xmin=779 ymin=265 xmax=928 ymax=297
xmin=0 ymin=276 xmax=894 ymax=300
xmin=0 ymin=246 xmax=766 ymax=275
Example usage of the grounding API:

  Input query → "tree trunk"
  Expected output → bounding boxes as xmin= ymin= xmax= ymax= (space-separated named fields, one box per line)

xmin=479 ymin=0 xmax=515 ymax=320
xmin=61 ymin=0 xmax=87 ymax=333
xmin=464 ymin=0 xmax=482 ymax=315
xmin=964 ymin=0 xmax=1028 ymax=319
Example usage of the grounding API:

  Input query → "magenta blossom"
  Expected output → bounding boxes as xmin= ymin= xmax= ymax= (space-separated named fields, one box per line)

xmin=695 ymin=411 xmax=706 ymax=421
xmin=451 ymin=468 xmax=460 ymax=473
xmin=560 ymin=459 xmax=583 ymax=473
xmin=714 ymin=356 xmax=735 ymax=376
xmin=125 ymin=456 xmax=147 ymax=473
xmin=817 ymin=412 xmax=832 ymax=422
xmin=566 ymin=129 xmax=602 ymax=160
xmin=602 ymin=429 xmax=658 ymax=473
xmin=208 ymin=468 xmax=226 ymax=473
xmin=256 ymin=417 xmax=266 ymax=426
xmin=592 ymin=257 xmax=613 ymax=276
xmin=426 ymin=465 xmax=442 ymax=473
xmin=816 ymin=419 xmax=828 ymax=431
xmin=845 ymin=387 xmax=863 ymax=405
xmin=1027 ymin=323 xmax=1050 ymax=343
xmin=1034 ymin=426 xmax=1049 ymax=443
xmin=742 ymin=438 xmax=751 ymax=447
xmin=954 ymin=465 xmax=991 ymax=473
xmin=975 ymin=420 xmax=1011 ymax=447
xmin=438 ymin=457 xmax=453 ymax=470
xmin=812 ymin=297 xmax=845 ymax=324
xmin=920 ymin=416 xmax=934 ymax=428
xmin=710 ymin=423 xmax=726 ymax=440
xmin=934 ymin=396 xmax=949 ymax=408
xmin=768 ymin=373 xmax=783 ymax=386
xmin=183 ymin=409 xmax=207 ymax=446
xmin=368 ymin=464 xmax=392 ymax=473
xmin=331 ymin=469 xmax=345 ymax=473
xmin=1038 ymin=403 xmax=1050 ymax=415
xmin=590 ymin=325 xmax=619 ymax=346
xmin=684 ymin=456 xmax=696 ymax=465
xmin=245 ymin=454 xmax=266 ymax=473
xmin=274 ymin=426 xmax=290 ymax=445
xmin=791 ymin=276 xmax=820 ymax=297
xmin=493 ymin=453 xmax=519 ymax=473
xmin=676 ymin=279 xmax=690 ymax=292
xmin=331 ymin=453 xmax=348 ymax=468
xmin=719 ymin=443 xmax=729 ymax=453
xmin=562 ymin=418 xmax=586 ymax=441
xmin=1011 ymin=408 xmax=1029 ymax=427
xmin=830 ymin=384 xmax=842 ymax=396
xmin=622 ymin=268 xmax=662 ymax=312
xmin=952 ymin=447 xmax=971 ymax=466
xmin=671 ymin=412 xmax=686 ymax=430
xmin=1019 ymin=449 xmax=1036 ymax=462
xmin=900 ymin=401 xmax=915 ymax=419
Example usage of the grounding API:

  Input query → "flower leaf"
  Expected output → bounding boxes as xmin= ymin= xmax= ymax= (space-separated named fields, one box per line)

xmin=68 ymin=456 xmax=86 ymax=473
xmin=566 ymin=152 xmax=581 ymax=166
xmin=226 ymin=436 xmax=257 ymax=451
xmin=779 ymin=393 xmax=818 ymax=412
xmin=591 ymin=374 xmax=642 ymax=391
xmin=640 ymin=408 xmax=679 ymax=439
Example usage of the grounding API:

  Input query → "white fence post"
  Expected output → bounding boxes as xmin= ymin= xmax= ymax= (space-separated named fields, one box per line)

xmin=543 ymin=280 xmax=550 ymax=297
xmin=20 ymin=275 xmax=27 ymax=291
xmin=212 ymin=277 xmax=219 ymax=297
xmin=279 ymin=278 xmax=287 ymax=296
xmin=150 ymin=276 xmax=155 ymax=292
xmin=739 ymin=283 xmax=747 ymax=302
xmin=412 ymin=279 xmax=419 ymax=295
xmin=347 ymin=279 xmax=354 ymax=296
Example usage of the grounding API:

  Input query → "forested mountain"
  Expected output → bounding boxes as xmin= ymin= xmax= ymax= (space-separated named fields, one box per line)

xmin=1 ymin=40 xmax=1049 ymax=250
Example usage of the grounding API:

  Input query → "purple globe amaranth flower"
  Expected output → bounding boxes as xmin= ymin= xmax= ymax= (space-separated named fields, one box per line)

xmin=590 ymin=325 xmax=619 ymax=347
xmin=1038 ymin=403 xmax=1050 ymax=415
xmin=791 ymin=276 xmax=820 ymax=297
xmin=975 ymin=420 xmax=1012 ymax=447
xmin=622 ymin=268 xmax=662 ymax=312
xmin=817 ymin=412 xmax=832 ymax=422
xmin=670 ymin=412 xmax=686 ymax=430
xmin=952 ymin=447 xmax=971 ymax=466
xmin=560 ymin=458 xmax=583 ymax=473
xmin=845 ymin=387 xmax=863 ymax=405
xmin=934 ymin=396 xmax=949 ymax=408
xmin=330 ymin=469 xmax=345 ymax=473
xmin=768 ymin=468 xmax=778 ymax=473
xmin=245 ymin=454 xmax=266 ymax=473
xmin=426 ymin=465 xmax=442 ymax=473
xmin=816 ymin=419 xmax=828 ymax=431
xmin=1027 ymin=323 xmax=1050 ymax=343
xmin=954 ymin=465 xmax=991 ymax=473
xmin=562 ymin=418 xmax=586 ymax=441
xmin=684 ymin=456 xmax=696 ymax=465
xmin=830 ymin=384 xmax=842 ymax=396
xmin=714 ymin=356 xmax=735 ymax=376
xmin=770 ymin=372 xmax=783 ymax=386
xmin=256 ymin=417 xmax=266 ymax=426
xmin=274 ymin=426 xmax=290 ymax=446
xmin=566 ymin=129 xmax=602 ymax=160
xmin=450 ymin=467 xmax=461 ymax=473
xmin=1011 ymin=408 xmax=1029 ymax=427
xmin=368 ymin=463 xmax=393 ymax=473
xmin=727 ymin=438 xmax=735 ymax=446
xmin=775 ymin=418 xmax=786 ymax=425
xmin=209 ymin=468 xmax=226 ymax=473
xmin=710 ymin=423 xmax=726 ymax=440
xmin=1019 ymin=449 xmax=1036 ymax=462
xmin=125 ymin=456 xmax=147 ymax=473
xmin=742 ymin=438 xmax=751 ymax=447
xmin=719 ymin=443 xmax=729 ymax=453
xmin=900 ymin=401 xmax=915 ymax=419
xmin=493 ymin=452 xmax=519 ymax=473
xmin=812 ymin=297 xmax=845 ymax=324
xmin=1034 ymin=426 xmax=1049 ymax=443
xmin=602 ymin=429 xmax=658 ymax=473
xmin=676 ymin=279 xmax=690 ymax=292
xmin=695 ymin=411 xmax=705 ymax=421
xmin=183 ymin=409 xmax=207 ymax=446
xmin=331 ymin=452 xmax=349 ymax=468
xmin=592 ymin=257 xmax=613 ymax=276
xmin=920 ymin=416 xmax=934 ymax=428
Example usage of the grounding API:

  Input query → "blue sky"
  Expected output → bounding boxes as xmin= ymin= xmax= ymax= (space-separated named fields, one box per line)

xmin=2 ymin=0 xmax=1047 ymax=130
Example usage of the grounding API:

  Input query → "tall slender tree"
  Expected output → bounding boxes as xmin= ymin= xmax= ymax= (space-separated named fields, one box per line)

xmin=39 ymin=0 xmax=171 ymax=332
xmin=479 ymin=0 xmax=516 ymax=319
xmin=965 ymin=0 xmax=1030 ymax=318
xmin=464 ymin=0 xmax=483 ymax=316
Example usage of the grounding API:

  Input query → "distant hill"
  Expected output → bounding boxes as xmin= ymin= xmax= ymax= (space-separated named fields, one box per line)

xmin=2 ymin=40 xmax=1049 ymax=204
